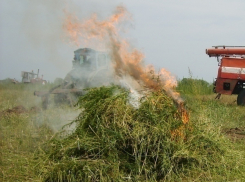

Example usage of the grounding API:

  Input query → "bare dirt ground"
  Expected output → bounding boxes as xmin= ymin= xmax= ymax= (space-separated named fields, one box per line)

xmin=3 ymin=105 xmax=27 ymax=114
xmin=0 ymin=105 xmax=41 ymax=116
xmin=223 ymin=128 xmax=245 ymax=140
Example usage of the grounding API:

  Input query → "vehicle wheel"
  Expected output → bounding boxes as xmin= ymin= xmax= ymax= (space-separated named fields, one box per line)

xmin=41 ymin=95 xmax=49 ymax=109
xmin=54 ymin=93 xmax=69 ymax=105
xmin=237 ymin=89 xmax=245 ymax=106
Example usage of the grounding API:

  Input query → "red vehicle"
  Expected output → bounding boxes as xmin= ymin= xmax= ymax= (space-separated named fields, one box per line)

xmin=206 ymin=46 xmax=245 ymax=105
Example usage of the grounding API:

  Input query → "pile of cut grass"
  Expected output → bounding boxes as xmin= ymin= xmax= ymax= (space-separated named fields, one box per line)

xmin=39 ymin=86 xmax=245 ymax=181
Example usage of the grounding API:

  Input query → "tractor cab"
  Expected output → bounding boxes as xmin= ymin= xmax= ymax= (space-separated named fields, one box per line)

xmin=72 ymin=48 xmax=109 ymax=70
xmin=21 ymin=71 xmax=37 ymax=83
xmin=64 ymin=48 xmax=112 ymax=88
xmin=34 ymin=48 xmax=114 ymax=109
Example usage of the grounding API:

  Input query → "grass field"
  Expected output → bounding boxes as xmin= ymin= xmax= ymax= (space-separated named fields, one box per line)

xmin=0 ymin=79 xmax=245 ymax=181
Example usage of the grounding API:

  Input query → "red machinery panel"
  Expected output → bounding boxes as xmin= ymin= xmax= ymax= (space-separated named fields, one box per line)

xmin=215 ymin=78 xmax=237 ymax=95
xmin=219 ymin=57 xmax=245 ymax=80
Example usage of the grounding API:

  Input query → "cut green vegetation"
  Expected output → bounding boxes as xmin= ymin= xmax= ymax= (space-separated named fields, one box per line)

xmin=0 ymin=79 xmax=245 ymax=181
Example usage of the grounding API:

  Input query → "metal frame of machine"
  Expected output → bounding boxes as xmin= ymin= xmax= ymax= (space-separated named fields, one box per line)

xmin=206 ymin=46 xmax=245 ymax=105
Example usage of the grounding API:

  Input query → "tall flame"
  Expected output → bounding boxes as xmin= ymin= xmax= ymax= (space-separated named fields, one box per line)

xmin=64 ymin=5 xmax=188 ymax=126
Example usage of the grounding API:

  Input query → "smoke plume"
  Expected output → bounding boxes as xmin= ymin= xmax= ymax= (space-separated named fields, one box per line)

xmin=64 ymin=5 xmax=183 ymax=104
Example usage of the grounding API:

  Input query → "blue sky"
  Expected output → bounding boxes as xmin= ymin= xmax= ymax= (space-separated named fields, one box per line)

xmin=1 ymin=0 xmax=245 ymax=82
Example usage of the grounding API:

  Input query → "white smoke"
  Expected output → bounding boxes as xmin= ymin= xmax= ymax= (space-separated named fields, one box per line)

xmin=119 ymin=75 xmax=143 ymax=109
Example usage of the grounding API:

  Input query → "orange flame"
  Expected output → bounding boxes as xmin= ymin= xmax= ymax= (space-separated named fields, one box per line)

xmin=171 ymin=103 xmax=190 ymax=139
xmin=64 ymin=6 xmax=128 ymax=48
xmin=63 ymin=6 xmax=189 ymax=127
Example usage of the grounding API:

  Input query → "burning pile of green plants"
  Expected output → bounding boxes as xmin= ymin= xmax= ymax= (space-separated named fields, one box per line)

xmin=38 ymin=85 xmax=240 ymax=181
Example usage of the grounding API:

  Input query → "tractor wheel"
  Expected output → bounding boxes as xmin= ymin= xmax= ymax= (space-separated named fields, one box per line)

xmin=237 ymin=89 xmax=245 ymax=106
xmin=41 ymin=95 xmax=49 ymax=110
xmin=54 ymin=93 xmax=78 ymax=106
xmin=54 ymin=93 xmax=69 ymax=105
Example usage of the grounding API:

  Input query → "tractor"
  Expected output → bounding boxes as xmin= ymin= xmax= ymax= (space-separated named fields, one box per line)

xmin=206 ymin=46 xmax=245 ymax=105
xmin=34 ymin=48 xmax=115 ymax=109
xmin=22 ymin=69 xmax=47 ymax=84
